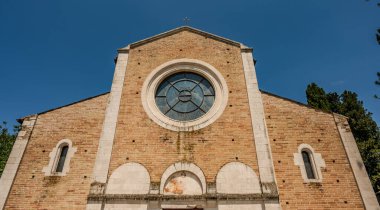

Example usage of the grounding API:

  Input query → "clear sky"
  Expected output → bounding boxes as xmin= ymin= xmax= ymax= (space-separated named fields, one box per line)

xmin=0 ymin=0 xmax=379 ymax=128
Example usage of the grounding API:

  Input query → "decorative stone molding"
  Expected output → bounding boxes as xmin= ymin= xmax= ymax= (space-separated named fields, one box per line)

xmin=0 ymin=115 xmax=37 ymax=210
xmin=87 ymin=193 xmax=279 ymax=202
xmin=91 ymin=51 xmax=129 ymax=184
xmin=334 ymin=114 xmax=380 ymax=210
xmin=90 ymin=182 xmax=106 ymax=195
xmin=42 ymin=139 xmax=77 ymax=176
xmin=241 ymin=49 xmax=279 ymax=196
xmin=106 ymin=163 xmax=150 ymax=195
xmin=216 ymin=162 xmax=261 ymax=194
xmin=160 ymin=162 xmax=207 ymax=194
xmin=149 ymin=182 xmax=160 ymax=195
xmin=86 ymin=51 xmax=129 ymax=210
xmin=141 ymin=58 xmax=228 ymax=132
xmin=207 ymin=182 xmax=216 ymax=194
xmin=293 ymin=144 xmax=325 ymax=183
xmin=123 ymin=26 xmax=242 ymax=49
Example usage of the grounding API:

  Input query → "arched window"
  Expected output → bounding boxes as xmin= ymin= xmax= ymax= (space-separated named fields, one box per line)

xmin=42 ymin=139 xmax=77 ymax=176
xmin=301 ymin=150 xmax=315 ymax=179
xmin=55 ymin=145 xmax=69 ymax=172
xmin=294 ymin=144 xmax=325 ymax=182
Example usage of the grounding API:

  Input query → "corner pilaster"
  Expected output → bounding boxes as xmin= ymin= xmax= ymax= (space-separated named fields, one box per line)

xmin=241 ymin=46 xmax=281 ymax=209
xmin=333 ymin=114 xmax=380 ymax=210
xmin=87 ymin=49 xmax=129 ymax=209
xmin=0 ymin=115 xmax=37 ymax=210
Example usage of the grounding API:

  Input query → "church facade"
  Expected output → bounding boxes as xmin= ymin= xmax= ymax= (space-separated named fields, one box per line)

xmin=0 ymin=26 xmax=378 ymax=210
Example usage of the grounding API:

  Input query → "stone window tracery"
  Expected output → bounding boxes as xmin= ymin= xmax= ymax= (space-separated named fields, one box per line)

xmin=141 ymin=58 xmax=228 ymax=131
xmin=155 ymin=72 xmax=215 ymax=121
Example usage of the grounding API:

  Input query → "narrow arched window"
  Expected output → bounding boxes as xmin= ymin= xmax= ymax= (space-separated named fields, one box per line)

xmin=302 ymin=150 xmax=315 ymax=179
xmin=56 ymin=145 xmax=69 ymax=172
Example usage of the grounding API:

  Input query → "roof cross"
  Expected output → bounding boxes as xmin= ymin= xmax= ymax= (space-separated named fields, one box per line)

xmin=183 ymin=17 xmax=190 ymax=25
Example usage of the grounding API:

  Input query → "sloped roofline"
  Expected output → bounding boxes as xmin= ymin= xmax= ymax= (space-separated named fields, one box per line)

xmin=260 ymin=89 xmax=347 ymax=118
xmin=118 ymin=26 xmax=251 ymax=52
xmin=17 ymin=92 xmax=110 ymax=123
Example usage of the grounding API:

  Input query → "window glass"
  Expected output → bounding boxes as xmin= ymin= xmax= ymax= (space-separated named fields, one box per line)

xmin=155 ymin=72 xmax=215 ymax=121
xmin=56 ymin=145 xmax=69 ymax=172
xmin=302 ymin=151 xmax=315 ymax=179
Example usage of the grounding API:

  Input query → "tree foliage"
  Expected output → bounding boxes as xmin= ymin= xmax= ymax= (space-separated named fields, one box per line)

xmin=0 ymin=122 xmax=18 ymax=177
xmin=376 ymin=72 xmax=380 ymax=99
xmin=306 ymin=83 xmax=380 ymax=195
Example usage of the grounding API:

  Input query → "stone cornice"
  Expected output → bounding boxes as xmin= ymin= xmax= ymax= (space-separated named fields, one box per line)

xmin=118 ymin=26 xmax=251 ymax=50
xmin=87 ymin=193 xmax=279 ymax=202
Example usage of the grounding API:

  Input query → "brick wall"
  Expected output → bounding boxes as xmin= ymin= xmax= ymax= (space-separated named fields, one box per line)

xmin=262 ymin=92 xmax=364 ymax=209
xmin=109 ymin=31 xmax=259 ymax=183
xmin=5 ymin=94 xmax=108 ymax=210
xmin=4 ymin=29 xmax=368 ymax=210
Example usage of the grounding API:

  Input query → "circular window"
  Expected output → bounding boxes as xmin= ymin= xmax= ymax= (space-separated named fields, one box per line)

xmin=155 ymin=72 xmax=215 ymax=121
xmin=142 ymin=59 xmax=228 ymax=131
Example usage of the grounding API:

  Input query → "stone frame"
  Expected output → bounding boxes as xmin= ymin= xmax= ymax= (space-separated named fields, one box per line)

xmin=42 ymin=139 xmax=77 ymax=176
xmin=141 ymin=58 xmax=228 ymax=132
xmin=293 ymin=143 xmax=325 ymax=183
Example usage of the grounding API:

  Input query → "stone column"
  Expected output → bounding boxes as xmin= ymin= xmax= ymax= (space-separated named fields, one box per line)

xmin=87 ymin=48 xmax=129 ymax=210
xmin=334 ymin=114 xmax=380 ymax=210
xmin=241 ymin=46 xmax=280 ymax=209
xmin=0 ymin=115 xmax=37 ymax=210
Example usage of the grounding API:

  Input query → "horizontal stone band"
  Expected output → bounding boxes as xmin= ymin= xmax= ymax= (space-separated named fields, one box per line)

xmin=87 ymin=193 xmax=279 ymax=201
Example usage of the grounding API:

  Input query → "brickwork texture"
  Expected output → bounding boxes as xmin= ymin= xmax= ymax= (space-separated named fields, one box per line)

xmin=2 ymin=28 xmax=369 ymax=210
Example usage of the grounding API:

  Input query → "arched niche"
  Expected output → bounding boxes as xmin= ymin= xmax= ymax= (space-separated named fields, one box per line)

xmin=160 ymin=162 xmax=206 ymax=195
xmin=216 ymin=162 xmax=261 ymax=194
xmin=106 ymin=162 xmax=150 ymax=194
xmin=163 ymin=171 xmax=202 ymax=195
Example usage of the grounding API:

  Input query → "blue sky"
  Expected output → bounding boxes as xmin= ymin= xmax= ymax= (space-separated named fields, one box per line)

xmin=0 ymin=0 xmax=379 ymax=129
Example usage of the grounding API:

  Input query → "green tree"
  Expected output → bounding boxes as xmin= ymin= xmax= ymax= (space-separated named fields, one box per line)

xmin=0 ymin=122 xmax=18 ymax=177
xmin=306 ymin=83 xmax=380 ymax=196
xmin=376 ymin=72 xmax=380 ymax=99
xmin=306 ymin=83 xmax=331 ymax=111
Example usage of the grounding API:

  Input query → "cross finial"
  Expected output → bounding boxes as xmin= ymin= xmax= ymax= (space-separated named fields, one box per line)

xmin=183 ymin=17 xmax=190 ymax=25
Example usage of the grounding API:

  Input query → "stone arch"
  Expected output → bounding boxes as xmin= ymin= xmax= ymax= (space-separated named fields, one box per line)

xmin=106 ymin=162 xmax=150 ymax=194
xmin=294 ymin=143 xmax=326 ymax=182
xmin=160 ymin=162 xmax=206 ymax=194
xmin=141 ymin=58 xmax=229 ymax=131
xmin=216 ymin=162 xmax=261 ymax=194
xmin=42 ymin=139 xmax=77 ymax=176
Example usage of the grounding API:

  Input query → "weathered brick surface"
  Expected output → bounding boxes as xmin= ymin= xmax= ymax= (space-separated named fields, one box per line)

xmin=109 ymin=31 xmax=259 ymax=182
xmin=5 ymin=94 xmax=108 ymax=210
xmin=4 ymin=29 xmax=368 ymax=210
xmin=262 ymin=92 xmax=364 ymax=209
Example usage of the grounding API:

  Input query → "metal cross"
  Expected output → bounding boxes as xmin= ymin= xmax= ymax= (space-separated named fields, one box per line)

xmin=183 ymin=17 xmax=190 ymax=25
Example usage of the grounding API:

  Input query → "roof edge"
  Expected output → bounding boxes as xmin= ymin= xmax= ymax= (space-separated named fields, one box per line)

xmin=17 ymin=92 xmax=110 ymax=123
xmin=260 ymin=89 xmax=347 ymax=118
xmin=119 ymin=26 xmax=247 ymax=50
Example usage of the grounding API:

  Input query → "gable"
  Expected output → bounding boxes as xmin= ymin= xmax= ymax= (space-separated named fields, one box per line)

xmin=261 ymin=90 xmax=336 ymax=118
xmin=118 ymin=26 xmax=249 ymax=51
xmin=17 ymin=92 xmax=109 ymax=123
